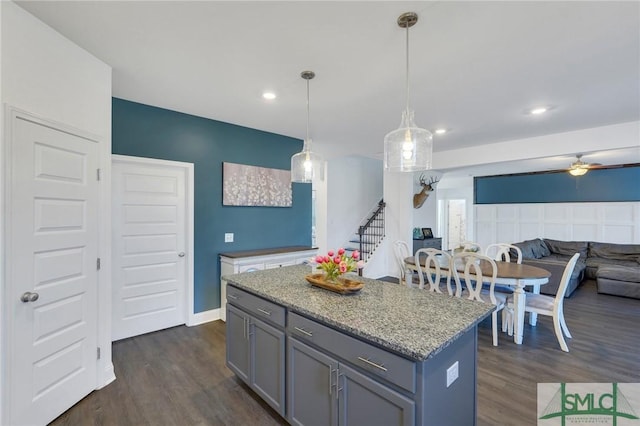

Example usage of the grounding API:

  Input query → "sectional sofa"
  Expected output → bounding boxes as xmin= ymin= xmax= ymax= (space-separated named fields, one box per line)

xmin=511 ymin=238 xmax=640 ymax=299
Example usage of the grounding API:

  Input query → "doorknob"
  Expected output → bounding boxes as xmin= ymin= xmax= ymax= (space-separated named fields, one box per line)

xmin=178 ymin=252 xmax=185 ymax=257
xmin=20 ymin=292 xmax=39 ymax=303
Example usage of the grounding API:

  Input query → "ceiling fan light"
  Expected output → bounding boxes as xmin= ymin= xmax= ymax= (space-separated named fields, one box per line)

xmin=568 ymin=167 xmax=588 ymax=176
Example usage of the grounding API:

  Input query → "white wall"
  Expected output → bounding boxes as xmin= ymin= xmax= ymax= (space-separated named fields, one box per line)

xmin=380 ymin=170 xmax=414 ymax=279
xmin=326 ymin=156 xmax=383 ymax=251
xmin=1 ymin=4 xmax=113 ymax=422
xmin=475 ymin=202 xmax=640 ymax=248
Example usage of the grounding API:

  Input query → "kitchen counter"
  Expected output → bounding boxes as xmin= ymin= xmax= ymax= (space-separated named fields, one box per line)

xmin=224 ymin=264 xmax=494 ymax=425
xmin=224 ymin=264 xmax=493 ymax=360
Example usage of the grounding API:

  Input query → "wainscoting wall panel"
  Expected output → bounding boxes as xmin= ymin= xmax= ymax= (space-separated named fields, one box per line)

xmin=475 ymin=202 xmax=640 ymax=247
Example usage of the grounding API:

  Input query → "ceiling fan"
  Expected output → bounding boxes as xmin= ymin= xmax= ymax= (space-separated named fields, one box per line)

xmin=568 ymin=154 xmax=601 ymax=176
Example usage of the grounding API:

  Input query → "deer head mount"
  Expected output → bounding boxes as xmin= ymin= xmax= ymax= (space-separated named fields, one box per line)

xmin=413 ymin=174 xmax=439 ymax=209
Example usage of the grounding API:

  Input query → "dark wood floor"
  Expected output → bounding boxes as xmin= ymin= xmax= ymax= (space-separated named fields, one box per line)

xmin=50 ymin=280 xmax=639 ymax=426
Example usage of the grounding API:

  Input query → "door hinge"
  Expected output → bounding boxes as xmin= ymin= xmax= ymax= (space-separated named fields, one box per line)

xmin=97 ymin=347 xmax=101 ymax=360
xmin=97 ymin=168 xmax=101 ymax=181
xmin=97 ymin=258 xmax=101 ymax=270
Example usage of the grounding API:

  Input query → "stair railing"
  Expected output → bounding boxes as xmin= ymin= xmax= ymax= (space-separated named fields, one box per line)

xmin=357 ymin=199 xmax=386 ymax=275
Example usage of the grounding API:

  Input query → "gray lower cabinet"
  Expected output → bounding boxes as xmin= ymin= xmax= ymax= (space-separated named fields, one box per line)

xmin=288 ymin=337 xmax=414 ymax=426
xmin=226 ymin=304 xmax=250 ymax=382
xmin=226 ymin=303 xmax=286 ymax=416
xmin=287 ymin=337 xmax=338 ymax=426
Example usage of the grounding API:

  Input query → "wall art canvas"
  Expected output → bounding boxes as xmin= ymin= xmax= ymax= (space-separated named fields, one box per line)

xmin=223 ymin=162 xmax=292 ymax=207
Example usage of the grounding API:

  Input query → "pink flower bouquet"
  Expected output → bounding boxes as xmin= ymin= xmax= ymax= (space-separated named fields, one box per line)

xmin=313 ymin=248 xmax=365 ymax=282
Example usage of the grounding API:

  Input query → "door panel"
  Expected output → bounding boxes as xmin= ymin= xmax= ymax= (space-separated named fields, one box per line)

xmin=10 ymin=116 xmax=98 ymax=425
xmin=338 ymin=364 xmax=415 ymax=426
xmin=287 ymin=338 xmax=338 ymax=426
xmin=251 ymin=317 xmax=286 ymax=416
xmin=112 ymin=158 xmax=187 ymax=340
xmin=226 ymin=305 xmax=250 ymax=382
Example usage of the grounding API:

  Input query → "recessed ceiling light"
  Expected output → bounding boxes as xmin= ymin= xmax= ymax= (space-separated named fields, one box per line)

xmin=435 ymin=128 xmax=447 ymax=135
xmin=530 ymin=107 xmax=547 ymax=115
xmin=262 ymin=92 xmax=276 ymax=100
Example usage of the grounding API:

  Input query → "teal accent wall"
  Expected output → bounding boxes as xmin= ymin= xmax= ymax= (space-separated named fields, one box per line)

xmin=475 ymin=165 xmax=640 ymax=204
xmin=112 ymin=98 xmax=311 ymax=313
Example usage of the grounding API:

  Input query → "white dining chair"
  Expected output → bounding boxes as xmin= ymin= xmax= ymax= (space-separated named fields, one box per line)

xmin=393 ymin=240 xmax=415 ymax=287
xmin=485 ymin=243 xmax=522 ymax=264
xmin=452 ymin=252 xmax=507 ymax=346
xmin=414 ymin=248 xmax=454 ymax=295
xmin=484 ymin=243 xmax=522 ymax=315
xmin=505 ymin=253 xmax=580 ymax=352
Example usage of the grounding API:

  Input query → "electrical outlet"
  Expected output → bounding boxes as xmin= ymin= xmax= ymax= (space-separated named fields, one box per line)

xmin=446 ymin=361 xmax=459 ymax=388
xmin=224 ymin=233 xmax=234 ymax=243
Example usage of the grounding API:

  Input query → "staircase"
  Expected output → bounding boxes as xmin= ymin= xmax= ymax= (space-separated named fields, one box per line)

xmin=343 ymin=199 xmax=386 ymax=275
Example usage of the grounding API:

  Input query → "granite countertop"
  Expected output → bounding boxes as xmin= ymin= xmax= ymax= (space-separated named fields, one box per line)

xmin=223 ymin=265 xmax=494 ymax=361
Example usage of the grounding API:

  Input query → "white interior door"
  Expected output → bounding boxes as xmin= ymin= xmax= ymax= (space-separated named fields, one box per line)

xmin=112 ymin=156 xmax=190 ymax=341
xmin=8 ymin=115 xmax=99 ymax=425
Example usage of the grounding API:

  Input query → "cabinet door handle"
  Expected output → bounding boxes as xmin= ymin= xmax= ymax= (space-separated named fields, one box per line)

xmin=243 ymin=317 xmax=247 ymax=339
xmin=228 ymin=294 xmax=238 ymax=300
xmin=335 ymin=368 xmax=342 ymax=399
xmin=293 ymin=326 xmax=313 ymax=337
xmin=357 ymin=356 xmax=388 ymax=372
xmin=328 ymin=366 xmax=333 ymax=395
xmin=257 ymin=308 xmax=271 ymax=316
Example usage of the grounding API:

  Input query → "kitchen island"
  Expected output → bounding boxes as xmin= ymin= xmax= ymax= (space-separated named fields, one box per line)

xmin=224 ymin=265 xmax=494 ymax=426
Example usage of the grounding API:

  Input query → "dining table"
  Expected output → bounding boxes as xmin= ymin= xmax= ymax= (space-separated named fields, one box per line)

xmin=404 ymin=256 xmax=551 ymax=345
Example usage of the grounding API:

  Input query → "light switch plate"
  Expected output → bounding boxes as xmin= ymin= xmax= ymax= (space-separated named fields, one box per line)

xmin=446 ymin=361 xmax=459 ymax=387
xmin=224 ymin=233 xmax=234 ymax=243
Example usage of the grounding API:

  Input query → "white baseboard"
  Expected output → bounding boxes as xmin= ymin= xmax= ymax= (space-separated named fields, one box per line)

xmin=187 ymin=308 xmax=221 ymax=326
xmin=98 ymin=362 xmax=116 ymax=389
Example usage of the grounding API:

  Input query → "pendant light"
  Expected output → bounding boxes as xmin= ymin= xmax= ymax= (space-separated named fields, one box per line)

xmin=291 ymin=71 xmax=324 ymax=183
xmin=384 ymin=12 xmax=433 ymax=172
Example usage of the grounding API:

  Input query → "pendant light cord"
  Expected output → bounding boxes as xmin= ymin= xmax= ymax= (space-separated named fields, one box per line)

xmin=306 ymin=78 xmax=311 ymax=143
xmin=405 ymin=24 xmax=410 ymax=112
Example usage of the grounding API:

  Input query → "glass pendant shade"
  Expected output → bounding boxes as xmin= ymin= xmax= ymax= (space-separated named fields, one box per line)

xmin=291 ymin=70 xmax=324 ymax=183
xmin=384 ymin=108 xmax=433 ymax=172
xmin=384 ymin=12 xmax=433 ymax=172
xmin=291 ymin=139 xmax=324 ymax=183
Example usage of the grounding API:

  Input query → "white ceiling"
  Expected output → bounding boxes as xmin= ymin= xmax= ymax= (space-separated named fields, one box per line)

xmin=15 ymin=1 xmax=640 ymax=173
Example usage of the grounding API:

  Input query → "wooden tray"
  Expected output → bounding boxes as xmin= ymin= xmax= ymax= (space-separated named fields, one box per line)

xmin=305 ymin=274 xmax=364 ymax=295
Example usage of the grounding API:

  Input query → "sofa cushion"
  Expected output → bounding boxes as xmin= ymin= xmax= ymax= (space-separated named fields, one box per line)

xmin=544 ymin=239 xmax=588 ymax=259
xmin=596 ymin=266 xmax=640 ymax=282
xmin=586 ymin=257 xmax=639 ymax=270
xmin=589 ymin=242 xmax=640 ymax=263
xmin=513 ymin=238 xmax=549 ymax=259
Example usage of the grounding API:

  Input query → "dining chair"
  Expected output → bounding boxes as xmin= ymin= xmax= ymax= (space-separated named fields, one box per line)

xmin=452 ymin=252 xmax=507 ymax=346
xmin=393 ymin=240 xmax=414 ymax=287
xmin=505 ymin=253 xmax=580 ymax=352
xmin=485 ymin=243 xmax=522 ymax=264
xmin=484 ymin=243 xmax=522 ymax=315
xmin=414 ymin=248 xmax=454 ymax=295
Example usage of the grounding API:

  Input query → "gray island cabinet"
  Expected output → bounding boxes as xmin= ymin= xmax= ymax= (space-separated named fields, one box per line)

xmin=224 ymin=265 xmax=493 ymax=426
